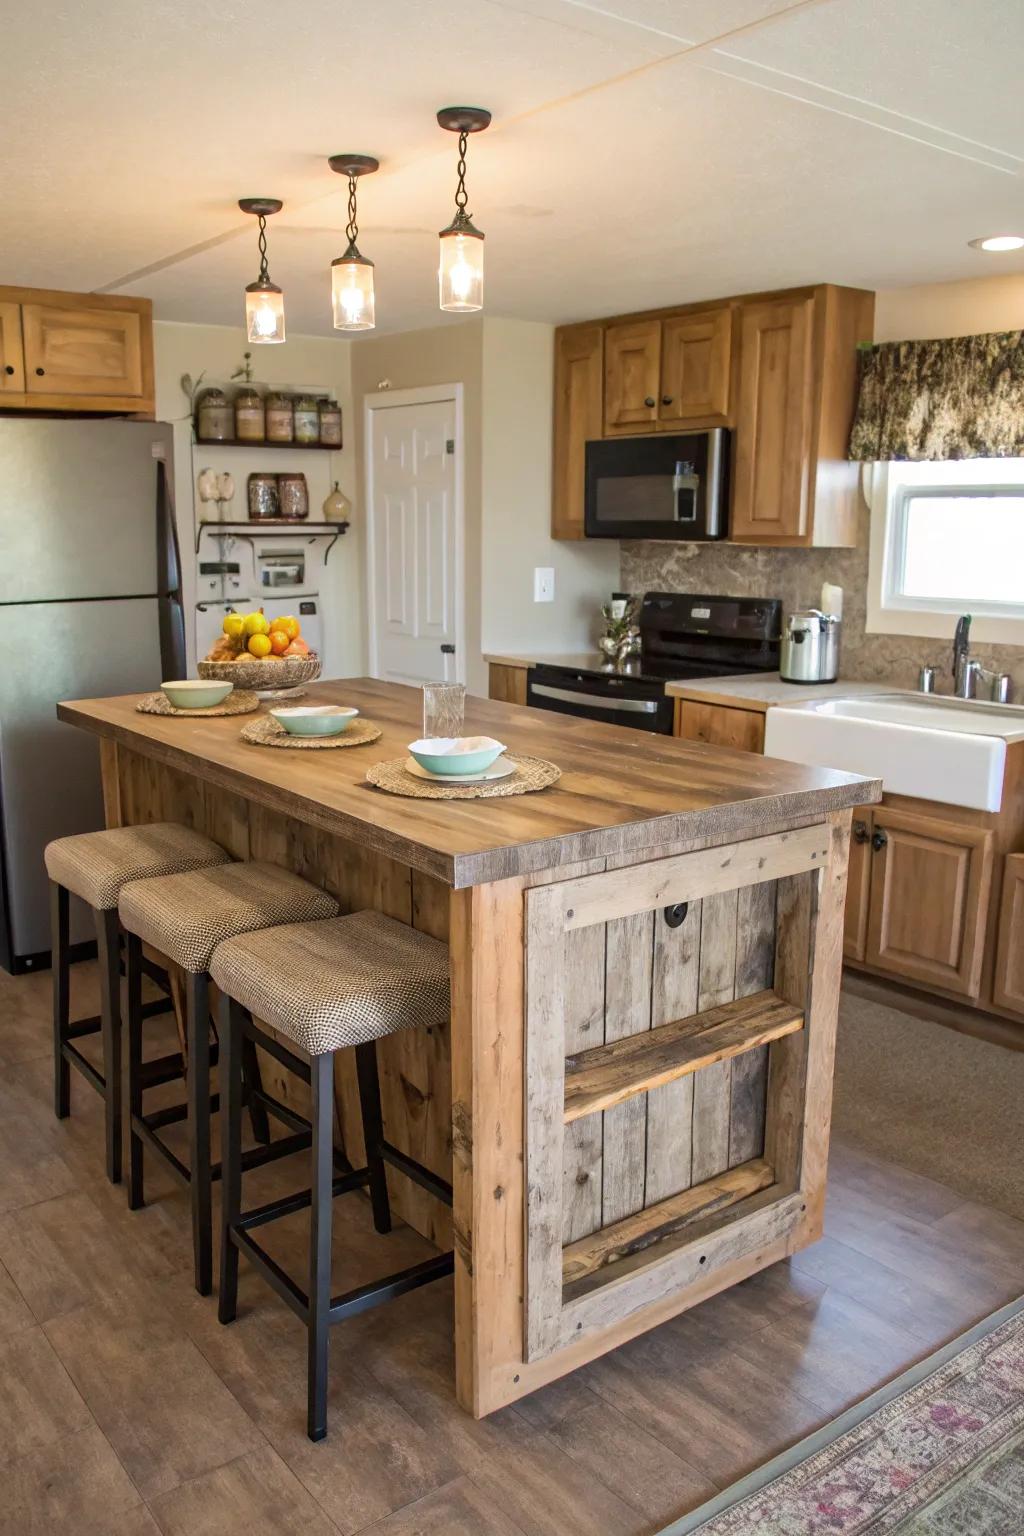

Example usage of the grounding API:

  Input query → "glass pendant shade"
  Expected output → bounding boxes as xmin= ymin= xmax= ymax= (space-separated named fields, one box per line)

xmin=439 ymin=223 xmax=484 ymax=312
xmin=332 ymin=248 xmax=375 ymax=331
xmin=245 ymin=279 xmax=285 ymax=344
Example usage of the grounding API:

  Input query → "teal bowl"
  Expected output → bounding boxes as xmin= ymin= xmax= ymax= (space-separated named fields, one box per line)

xmin=270 ymin=705 xmax=359 ymax=737
xmin=408 ymin=736 xmax=506 ymax=777
xmin=161 ymin=679 xmax=233 ymax=709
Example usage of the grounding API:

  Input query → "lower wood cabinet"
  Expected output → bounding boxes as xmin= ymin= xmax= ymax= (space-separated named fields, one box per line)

xmin=844 ymin=814 xmax=873 ymax=963
xmin=488 ymin=662 xmax=528 ymax=707
xmin=862 ymin=807 xmax=994 ymax=999
xmin=675 ymin=700 xmax=765 ymax=754
xmin=993 ymin=853 xmax=1024 ymax=1015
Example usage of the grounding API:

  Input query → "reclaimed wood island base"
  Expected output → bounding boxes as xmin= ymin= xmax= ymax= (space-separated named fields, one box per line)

xmin=58 ymin=679 xmax=879 ymax=1418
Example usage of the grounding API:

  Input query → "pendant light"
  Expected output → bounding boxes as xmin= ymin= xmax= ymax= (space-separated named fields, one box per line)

xmin=327 ymin=154 xmax=379 ymax=331
xmin=238 ymin=198 xmax=285 ymax=344
xmin=436 ymin=107 xmax=490 ymax=313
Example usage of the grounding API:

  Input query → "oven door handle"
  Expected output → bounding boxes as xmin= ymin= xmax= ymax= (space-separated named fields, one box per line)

xmin=529 ymin=683 xmax=659 ymax=713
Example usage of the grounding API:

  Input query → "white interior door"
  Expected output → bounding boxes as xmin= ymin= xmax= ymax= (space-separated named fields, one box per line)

xmin=369 ymin=398 xmax=458 ymax=684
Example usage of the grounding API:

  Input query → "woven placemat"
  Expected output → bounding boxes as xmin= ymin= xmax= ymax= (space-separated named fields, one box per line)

xmin=366 ymin=753 xmax=561 ymax=799
xmin=137 ymin=690 xmax=261 ymax=718
xmin=240 ymin=715 xmax=382 ymax=750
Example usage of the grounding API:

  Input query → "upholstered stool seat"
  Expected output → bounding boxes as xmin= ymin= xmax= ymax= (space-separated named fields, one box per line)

xmin=45 ymin=822 xmax=229 ymax=912
xmin=208 ymin=911 xmax=451 ymax=1054
xmin=118 ymin=862 xmax=339 ymax=1295
xmin=45 ymin=822 xmax=230 ymax=1186
xmin=210 ymin=911 xmax=453 ymax=1442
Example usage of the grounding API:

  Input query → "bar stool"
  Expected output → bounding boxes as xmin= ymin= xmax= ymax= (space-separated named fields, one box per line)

xmin=210 ymin=910 xmax=454 ymax=1442
xmin=44 ymin=823 xmax=231 ymax=1184
xmin=118 ymin=862 xmax=339 ymax=1294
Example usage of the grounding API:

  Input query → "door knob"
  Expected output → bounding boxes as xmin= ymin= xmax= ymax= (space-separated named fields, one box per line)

xmin=852 ymin=820 xmax=870 ymax=844
xmin=872 ymin=828 xmax=888 ymax=851
xmin=643 ymin=396 xmax=656 ymax=408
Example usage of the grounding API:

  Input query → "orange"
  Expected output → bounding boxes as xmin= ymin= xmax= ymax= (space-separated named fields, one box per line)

xmin=268 ymin=629 xmax=290 ymax=656
xmin=283 ymin=637 xmax=310 ymax=657
xmin=247 ymin=633 xmax=273 ymax=658
xmin=272 ymin=615 xmax=300 ymax=641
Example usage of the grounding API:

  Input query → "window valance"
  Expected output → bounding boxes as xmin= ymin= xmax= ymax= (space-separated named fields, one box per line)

xmin=848 ymin=329 xmax=1024 ymax=461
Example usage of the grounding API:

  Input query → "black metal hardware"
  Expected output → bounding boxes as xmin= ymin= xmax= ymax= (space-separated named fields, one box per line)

xmin=644 ymin=396 xmax=656 ymax=407
xmin=440 ymin=642 xmax=455 ymax=654
xmin=35 ymin=366 xmax=45 ymax=376
xmin=853 ymin=820 xmax=870 ymax=844
xmin=326 ymin=154 xmax=379 ymax=270
xmin=872 ymin=828 xmax=888 ymax=851
xmin=663 ymin=902 xmax=689 ymax=928
xmin=4 ymin=365 xmax=13 ymax=375
xmin=662 ymin=395 xmax=673 ymax=405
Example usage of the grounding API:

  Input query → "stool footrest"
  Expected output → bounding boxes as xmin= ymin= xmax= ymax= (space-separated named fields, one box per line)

xmin=242 ymin=1018 xmax=310 ymax=1085
xmin=65 ymin=1014 xmax=102 ymax=1041
xmin=236 ymin=1168 xmax=370 ymax=1232
xmin=380 ymin=1139 xmax=453 ymax=1208
xmin=139 ymin=1051 xmax=187 ymax=1089
xmin=62 ymin=1041 xmax=105 ymax=1095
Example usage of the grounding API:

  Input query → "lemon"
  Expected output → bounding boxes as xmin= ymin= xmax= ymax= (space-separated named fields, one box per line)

xmin=222 ymin=612 xmax=245 ymax=639
xmin=247 ymin=633 xmax=273 ymax=658
xmin=243 ymin=611 xmax=270 ymax=638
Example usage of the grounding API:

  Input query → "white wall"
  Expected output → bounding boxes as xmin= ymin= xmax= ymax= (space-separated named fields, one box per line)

xmin=480 ymin=318 xmax=618 ymax=667
xmin=152 ymin=321 xmax=361 ymax=675
xmin=875 ymin=272 xmax=1024 ymax=341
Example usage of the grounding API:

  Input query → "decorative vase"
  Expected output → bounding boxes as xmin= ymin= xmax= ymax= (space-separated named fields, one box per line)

xmin=322 ymin=482 xmax=351 ymax=522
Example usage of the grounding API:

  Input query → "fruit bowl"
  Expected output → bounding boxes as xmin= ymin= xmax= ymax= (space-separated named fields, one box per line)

xmin=197 ymin=654 xmax=321 ymax=690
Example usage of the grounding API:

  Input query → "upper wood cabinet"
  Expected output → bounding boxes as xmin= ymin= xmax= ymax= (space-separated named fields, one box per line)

xmin=659 ymin=307 xmax=732 ymax=427
xmin=0 ymin=287 xmax=154 ymax=416
xmin=863 ymin=807 xmax=994 ymax=999
xmin=553 ymin=283 xmax=874 ymax=546
xmin=0 ymin=303 xmax=25 ymax=393
xmin=604 ymin=320 xmax=661 ymax=433
xmin=731 ymin=297 xmax=814 ymax=542
xmin=552 ymin=324 xmax=604 ymax=540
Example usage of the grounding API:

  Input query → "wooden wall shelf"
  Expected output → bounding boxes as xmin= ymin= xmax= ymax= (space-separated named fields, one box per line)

xmin=194 ymin=438 xmax=340 ymax=451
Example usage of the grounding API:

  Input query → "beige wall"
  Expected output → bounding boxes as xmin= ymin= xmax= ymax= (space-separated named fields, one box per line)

xmin=621 ymin=272 xmax=1024 ymax=693
xmin=152 ymin=321 xmax=359 ymax=673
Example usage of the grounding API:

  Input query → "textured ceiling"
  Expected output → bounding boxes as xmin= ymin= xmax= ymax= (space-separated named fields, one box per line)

xmin=3 ymin=0 xmax=1022 ymax=335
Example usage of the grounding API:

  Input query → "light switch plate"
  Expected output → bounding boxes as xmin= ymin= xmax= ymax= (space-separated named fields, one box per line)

xmin=534 ymin=567 xmax=555 ymax=603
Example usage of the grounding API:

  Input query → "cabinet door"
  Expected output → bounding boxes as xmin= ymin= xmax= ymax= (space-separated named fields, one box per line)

xmin=731 ymin=297 xmax=814 ymax=542
xmin=864 ymin=808 xmax=994 ymax=998
xmin=676 ymin=700 xmax=765 ymax=754
xmin=552 ymin=325 xmax=603 ymax=540
xmin=604 ymin=319 xmax=660 ymax=434
xmin=993 ymin=853 xmax=1024 ymax=1015
xmin=488 ymin=663 xmax=528 ymax=707
xmin=659 ymin=307 xmax=731 ymax=427
xmin=0 ymin=303 xmax=24 ymax=393
xmin=22 ymin=302 xmax=144 ymax=398
xmin=844 ymin=814 xmax=873 ymax=963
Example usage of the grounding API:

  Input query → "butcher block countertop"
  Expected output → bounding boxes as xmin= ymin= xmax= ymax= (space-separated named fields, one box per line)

xmin=59 ymin=678 xmax=879 ymax=888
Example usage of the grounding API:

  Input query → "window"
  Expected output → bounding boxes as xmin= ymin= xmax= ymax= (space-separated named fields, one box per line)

xmin=867 ymin=458 xmax=1024 ymax=644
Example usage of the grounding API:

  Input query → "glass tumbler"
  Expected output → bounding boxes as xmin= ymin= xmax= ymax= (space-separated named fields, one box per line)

xmin=423 ymin=683 xmax=465 ymax=740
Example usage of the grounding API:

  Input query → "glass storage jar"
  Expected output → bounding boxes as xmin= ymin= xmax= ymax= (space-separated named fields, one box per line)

xmin=195 ymin=387 xmax=234 ymax=443
xmin=234 ymin=387 xmax=265 ymax=443
xmin=277 ymin=472 xmax=309 ymax=521
xmin=247 ymin=472 xmax=280 ymax=522
xmin=318 ymin=398 xmax=343 ymax=446
xmin=293 ymin=394 xmax=320 ymax=445
xmin=264 ymin=391 xmax=294 ymax=443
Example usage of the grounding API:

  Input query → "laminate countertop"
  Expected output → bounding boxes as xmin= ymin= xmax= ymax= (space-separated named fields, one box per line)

xmin=59 ymin=678 xmax=879 ymax=888
xmin=666 ymin=673 xmax=913 ymax=712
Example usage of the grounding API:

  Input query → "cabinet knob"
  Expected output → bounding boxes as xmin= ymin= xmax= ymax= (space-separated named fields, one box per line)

xmin=3 ymin=365 xmax=13 ymax=376
xmin=661 ymin=395 xmax=673 ymax=406
xmin=852 ymin=820 xmax=870 ymax=844
xmin=35 ymin=367 xmax=45 ymax=377
xmin=643 ymin=396 xmax=655 ymax=408
xmin=871 ymin=828 xmax=888 ymax=852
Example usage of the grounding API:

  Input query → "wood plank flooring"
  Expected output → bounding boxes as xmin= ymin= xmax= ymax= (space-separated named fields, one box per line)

xmin=1 ymin=960 xmax=1022 ymax=1536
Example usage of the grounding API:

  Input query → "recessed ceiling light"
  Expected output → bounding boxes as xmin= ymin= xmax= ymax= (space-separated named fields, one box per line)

xmin=968 ymin=234 xmax=1024 ymax=252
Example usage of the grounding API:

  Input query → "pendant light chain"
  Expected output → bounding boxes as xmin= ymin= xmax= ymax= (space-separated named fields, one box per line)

xmin=346 ymin=175 xmax=359 ymax=249
xmin=454 ymin=130 xmax=470 ymax=220
xmin=256 ymin=214 xmax=270 ymax=283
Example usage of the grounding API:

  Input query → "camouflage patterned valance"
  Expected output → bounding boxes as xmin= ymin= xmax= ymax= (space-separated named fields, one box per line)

xmin=848 ymin=330 xmax=1024 ymax=461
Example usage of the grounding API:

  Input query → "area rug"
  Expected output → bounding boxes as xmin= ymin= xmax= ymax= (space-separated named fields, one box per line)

xmin=659 ymin=1296 xmax=1024 ymax=1534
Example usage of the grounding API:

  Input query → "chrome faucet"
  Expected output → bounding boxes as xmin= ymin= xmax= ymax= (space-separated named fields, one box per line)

xmin=951 ymin=614 xmax=1012 ymax=702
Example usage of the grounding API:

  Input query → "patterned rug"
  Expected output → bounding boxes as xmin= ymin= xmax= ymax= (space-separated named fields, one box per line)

xmin=661 ymin=1297 xmax=1024 ymax=1535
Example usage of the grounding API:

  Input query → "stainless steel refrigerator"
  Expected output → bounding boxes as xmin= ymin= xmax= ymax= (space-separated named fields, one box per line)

xmin=0 ymin=418 xmax=185 ymax=971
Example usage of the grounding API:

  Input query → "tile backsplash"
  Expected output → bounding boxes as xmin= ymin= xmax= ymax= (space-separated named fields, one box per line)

xmin=620 ymin=503 xmax=1024 ymax=695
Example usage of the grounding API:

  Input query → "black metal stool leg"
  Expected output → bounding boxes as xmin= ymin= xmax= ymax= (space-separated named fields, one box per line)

xmin=94 ymin=906 xmax=122 ymax=1185
xmin=308 ymin=1052 xmax=334 ymax=1442
xmin=186 ymin=971 xmax=213 ymax=1295
xmin=125 ymin=933 xmax=145 ymax=1210
xmin=50 ymin=882 xmax=70 ymax=1120
xmin=355 ymin=1041 xmax=392 ymax=1235
xmin=218 ymin=994 xmax=243 ymax=1325
xmin=242 ymin=1033 xmax=271 ymax=1146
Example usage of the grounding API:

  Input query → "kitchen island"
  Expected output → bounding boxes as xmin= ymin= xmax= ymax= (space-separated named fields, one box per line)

xmin=59 ymin=678 xmax=879 ymax=1417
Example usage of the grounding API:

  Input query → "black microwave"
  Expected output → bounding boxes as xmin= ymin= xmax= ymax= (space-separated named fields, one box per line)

xmin=584 ymin=428 xmax=729 ymax=540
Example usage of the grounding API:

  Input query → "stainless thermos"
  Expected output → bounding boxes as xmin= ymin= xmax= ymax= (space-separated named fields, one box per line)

xmin=780 ymin=609 xmax=842 ymax=684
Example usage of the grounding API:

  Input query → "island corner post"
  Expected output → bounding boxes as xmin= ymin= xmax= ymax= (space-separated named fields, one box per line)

xmin=59 ymin=681 xmax=875 ymax=1420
